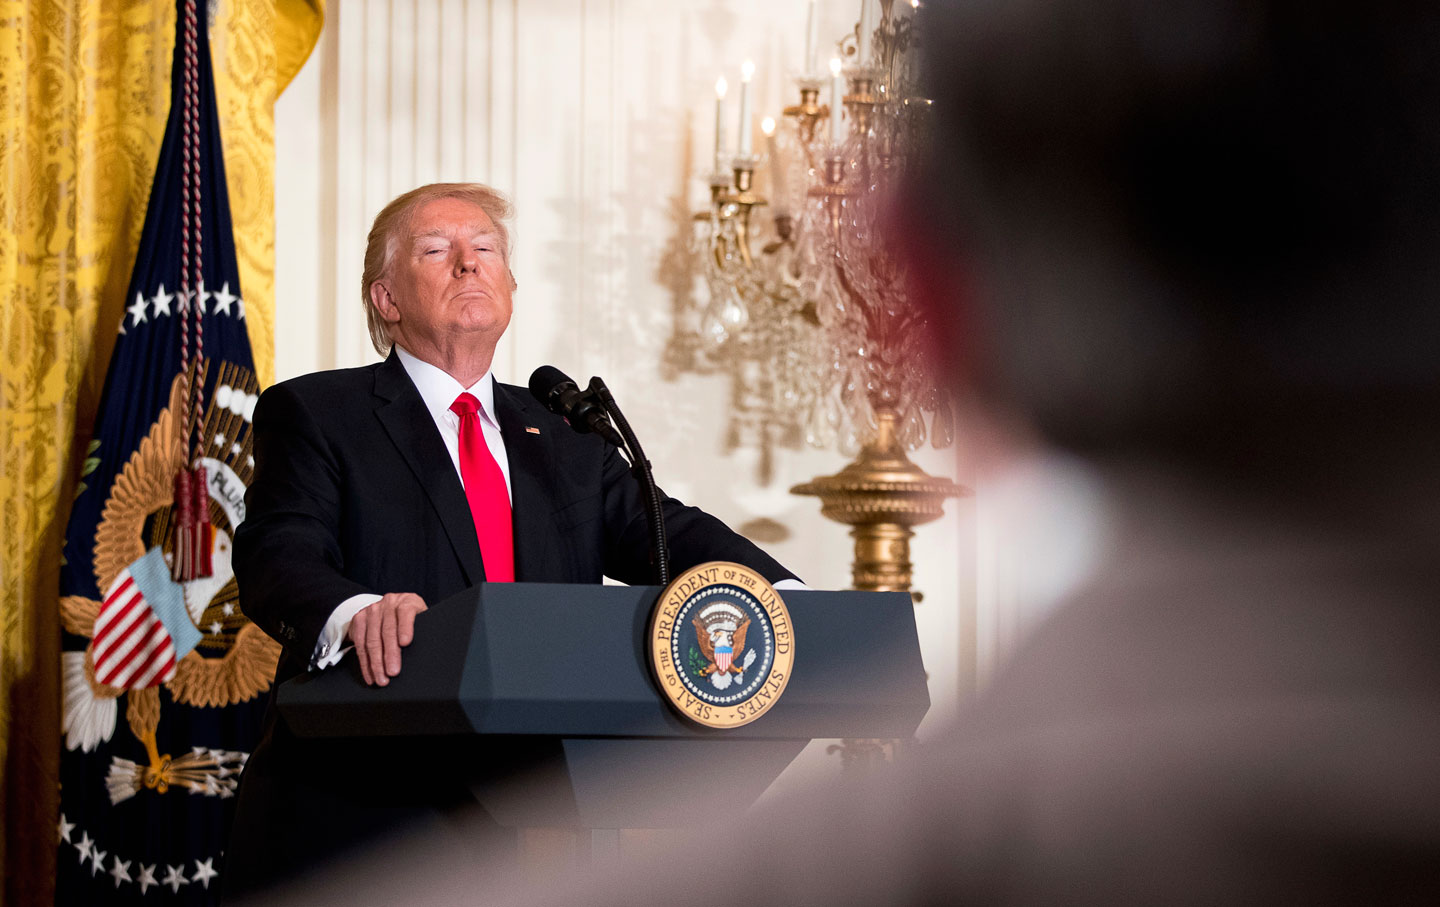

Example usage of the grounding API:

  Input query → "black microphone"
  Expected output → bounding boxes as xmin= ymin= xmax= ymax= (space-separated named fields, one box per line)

xmin=528 ymin=366 xmax=625 ymax=448
xmin=528 ymin=365 xmax=671 ymax=584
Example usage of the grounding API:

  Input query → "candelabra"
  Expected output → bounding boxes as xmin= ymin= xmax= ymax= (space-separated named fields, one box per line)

xmin=674 ymin=0 xmax=964 ymax=594
xmin=789 ymin=0 xmax=966 ymax=598
xmin=664 ymin=103 xmax=828 ymax=486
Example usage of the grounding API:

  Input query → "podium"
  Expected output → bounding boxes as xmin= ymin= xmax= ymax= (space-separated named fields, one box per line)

xmin=277 ymin=583 xmax=928 ymax=830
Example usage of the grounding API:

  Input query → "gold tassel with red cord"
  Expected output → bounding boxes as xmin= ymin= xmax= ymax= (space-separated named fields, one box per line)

xmin=171 ymin=0 xmax=211 ymax=582
xmin=171 ymin=462 xmax=213 ymax=580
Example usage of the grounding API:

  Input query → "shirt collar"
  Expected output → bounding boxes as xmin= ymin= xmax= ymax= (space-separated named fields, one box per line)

xmin=394 ymin=345 xmax=500 ymax=429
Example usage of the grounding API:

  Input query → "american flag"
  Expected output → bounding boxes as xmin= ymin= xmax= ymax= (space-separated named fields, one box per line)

xmin=55 ymin=1 xmax=275 ymax=902
xmin=92 ymin=548 xmax=202 ymax=690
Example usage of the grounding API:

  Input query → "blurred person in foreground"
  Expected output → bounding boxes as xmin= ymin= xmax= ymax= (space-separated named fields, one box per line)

xmin=834 ymin=0 xmax=1440 ymax=899
xmin=252 ymin=0 xmax=1440 ymax=902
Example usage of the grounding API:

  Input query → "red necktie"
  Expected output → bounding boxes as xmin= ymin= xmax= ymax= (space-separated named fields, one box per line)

xmin=449 ymin=392 xmax=514 ymax=582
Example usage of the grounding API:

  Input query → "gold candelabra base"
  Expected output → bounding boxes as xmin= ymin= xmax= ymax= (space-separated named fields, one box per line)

xmin=792 ymin=407 xmax=967 ymax=775
xmin=790 ymin=408 xmax=966 ymax=593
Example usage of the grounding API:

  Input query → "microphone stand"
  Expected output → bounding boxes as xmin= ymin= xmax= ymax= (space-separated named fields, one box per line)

xmin=587 ymin=377 xmax=670 ymax=586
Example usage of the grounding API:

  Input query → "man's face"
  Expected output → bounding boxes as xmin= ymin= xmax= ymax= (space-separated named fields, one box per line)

xmin=372 ymin=196 xmax=515 ymax=362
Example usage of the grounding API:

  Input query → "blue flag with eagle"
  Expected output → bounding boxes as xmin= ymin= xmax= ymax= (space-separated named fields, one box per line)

xmin=56 ymin=1 xmax=279 ymax=902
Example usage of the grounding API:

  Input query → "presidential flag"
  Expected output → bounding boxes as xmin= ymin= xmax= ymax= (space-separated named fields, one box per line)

xmin=55 ymin=1 xmax=280 ymax=901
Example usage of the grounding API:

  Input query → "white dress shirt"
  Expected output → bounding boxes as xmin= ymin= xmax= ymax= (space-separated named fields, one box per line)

xmin=308 ymin=347 xmax=806 ymax=669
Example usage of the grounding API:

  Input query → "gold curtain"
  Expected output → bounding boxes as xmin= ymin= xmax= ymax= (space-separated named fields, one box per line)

xmin=0 ymin=1 xmax=322 ymax=903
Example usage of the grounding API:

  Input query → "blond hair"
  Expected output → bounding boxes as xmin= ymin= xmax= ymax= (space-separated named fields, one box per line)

xmin=361 ymin=182 xmax=514 ymax=356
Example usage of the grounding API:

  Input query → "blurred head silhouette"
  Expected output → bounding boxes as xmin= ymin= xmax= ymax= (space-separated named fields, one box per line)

xmin=903 ymin=0 xmax=1440 ymax=493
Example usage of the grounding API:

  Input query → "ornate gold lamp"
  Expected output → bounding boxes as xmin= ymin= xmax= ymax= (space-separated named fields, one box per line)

xmin=672 ymin=0 xmax=960 ymax=606
xmin=789 ymin=0 xmax=958 ymax=774
xmin=798 ymin=405 xmax=963 ymax=774
xmin=786 ymin=1 xmax=964 ymax=598
xmin=662 ymin=70 xmax=827 ymax=486
xmin=792 ymin=409 xmax=964 ymax=594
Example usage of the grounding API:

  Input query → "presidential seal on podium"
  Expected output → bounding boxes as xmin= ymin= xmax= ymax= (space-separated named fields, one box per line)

xmin=648 ymin=561 xmax=794 ymax=729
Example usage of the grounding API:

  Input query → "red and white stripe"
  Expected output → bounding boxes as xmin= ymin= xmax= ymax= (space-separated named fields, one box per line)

xmin=92 ymin=575 xmax=177 ymax=689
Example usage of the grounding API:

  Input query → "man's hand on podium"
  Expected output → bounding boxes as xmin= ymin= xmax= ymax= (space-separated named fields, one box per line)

xmin=348 ymin=593 xmax=428 ymax=686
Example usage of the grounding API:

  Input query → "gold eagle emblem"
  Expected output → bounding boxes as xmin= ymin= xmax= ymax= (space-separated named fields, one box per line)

xmin=692 ymin=615 xmax=750 ymax=676
xmin=59 ymin=364 xmax=280 ymax=802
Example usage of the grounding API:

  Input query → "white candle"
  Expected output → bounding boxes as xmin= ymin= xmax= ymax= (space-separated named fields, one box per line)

xmin=762 ymin=117 xmax=787 ymax=212
xmin=805 ymin=0 xmax=818 ymax=75
xmin=858 ymin=0 xmax=874 ymax=64
xmin=829 ymin=57 xmax=845 ymax=145
xmin=738 ymin=60 xmax=756 ymax=156
xmin=714 ymin=75 xmax=728 ymax=171
xmin=908 ymin=0 xmax=922 ymax=89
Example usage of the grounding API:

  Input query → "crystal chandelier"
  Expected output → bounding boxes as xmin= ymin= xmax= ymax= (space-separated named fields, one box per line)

xmin=671 ymin=0 xmax=964 ymax=592
xmin=793 ymin=0 xmax=956 ymax=454
xmin=673 ymin=1 xmax=953 ymax=469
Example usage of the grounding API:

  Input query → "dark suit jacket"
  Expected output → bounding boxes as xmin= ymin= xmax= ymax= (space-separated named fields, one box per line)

xmin=224 ymin=351 xmax=796 ymax=894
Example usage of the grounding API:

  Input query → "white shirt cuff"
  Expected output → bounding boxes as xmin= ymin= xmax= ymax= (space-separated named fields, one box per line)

xmin=310 ymin=593 xmax=382 ymax=670
xmin=773 ymin=579 xmax=809 ymax=591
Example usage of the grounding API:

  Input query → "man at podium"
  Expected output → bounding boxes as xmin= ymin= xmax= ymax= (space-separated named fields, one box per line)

xmin=224 ymin=182 xmax=801 ymax=895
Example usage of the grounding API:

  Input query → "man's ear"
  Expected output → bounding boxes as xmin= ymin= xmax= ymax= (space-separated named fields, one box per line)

xmin=508 ymin=269 xmax=518 ymax=292
xmin=370 ymin=280 xmax=401 ymax=324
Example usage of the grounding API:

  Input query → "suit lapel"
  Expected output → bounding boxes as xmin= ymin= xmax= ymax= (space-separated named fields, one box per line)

xmin=493 ymin=383 xmax=560 ymax=581
xmin=372 ymin=351 xmax=485 ymax=585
